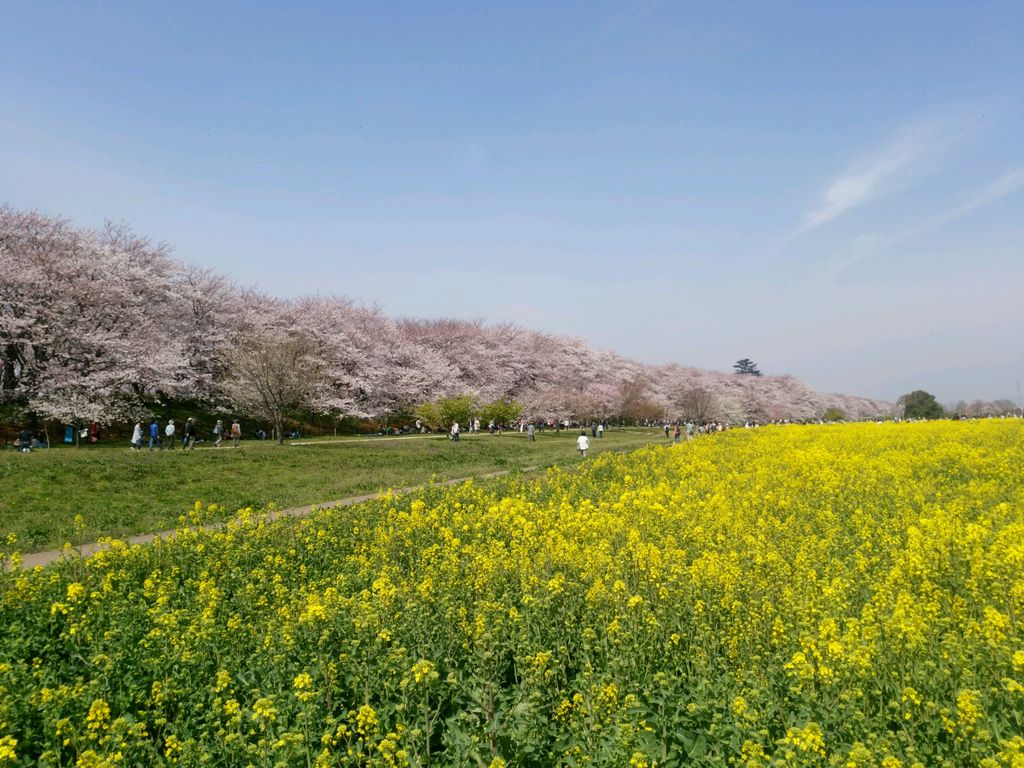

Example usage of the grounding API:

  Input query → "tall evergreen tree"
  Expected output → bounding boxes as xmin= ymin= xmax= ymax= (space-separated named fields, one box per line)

xmin=734 ymin=358 xmax=762 ymax=376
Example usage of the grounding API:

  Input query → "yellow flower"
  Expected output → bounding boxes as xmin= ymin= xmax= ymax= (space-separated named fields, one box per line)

xmin=956 ymin=689 xmax=983 ymax=730
xmin=164 ymin=734 xmax=181 ymax=762
xmin=411 ymin=659 xmax=437 ymax=684
xmin=66 ymin=582 xmax=86 ymax=602
xmin=214 ymin=670 xmax=231 ymax=692
xmin=85 ymin=699 xmax=110 ymax=735
xmin=0 ymin=736 xmax=17 ymax=765
xmin=781 ymin=722 xmax=826 ymax=758
xmin=293 ymin=672 xmax=315 ymax=702
xmin=355 ymin=704 xmax=377 ymax=736
xmin=251 ymin=697 xmax=277 ymax=724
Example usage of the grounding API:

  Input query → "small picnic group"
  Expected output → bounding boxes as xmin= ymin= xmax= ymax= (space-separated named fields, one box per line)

xmin=130 ymin=417 xmax=242 ymax=451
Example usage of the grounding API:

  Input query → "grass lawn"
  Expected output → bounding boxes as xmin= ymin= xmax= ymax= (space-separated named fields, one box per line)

xmin=0 ymin=427 xmax=666 ymax=551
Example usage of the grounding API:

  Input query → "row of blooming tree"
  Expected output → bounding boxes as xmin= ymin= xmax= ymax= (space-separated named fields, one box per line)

xmin=0 ymin=206 xmax=894 ymax=438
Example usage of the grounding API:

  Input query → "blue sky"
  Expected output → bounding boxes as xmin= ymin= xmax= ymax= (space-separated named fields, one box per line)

xmin=2 ymin=1 xmax=1022 ymax=404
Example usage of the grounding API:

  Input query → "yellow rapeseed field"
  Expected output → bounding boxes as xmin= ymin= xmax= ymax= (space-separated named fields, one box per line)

xmin=1 ymin=420 xmax=1022 ymax=767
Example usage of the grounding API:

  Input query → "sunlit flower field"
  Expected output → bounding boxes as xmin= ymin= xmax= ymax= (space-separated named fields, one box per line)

xmin=1 ymin=420 xmax=1022 ymax=767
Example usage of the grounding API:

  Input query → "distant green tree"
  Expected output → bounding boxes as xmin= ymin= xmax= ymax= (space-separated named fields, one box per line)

xmin=898 ymin=390 xmax=945 ymax=419
xmin=437 ymin=394 xmax=478 ymax=429
xmin=479 ymin=397 xmax=523 ymax=428
xmin=733 ymin=358 xmax=762 ymax=376
xmin=822 ymin=407 xmax=845 ymax=422
xmin=413 ymin=401 xmax=442 ymax=431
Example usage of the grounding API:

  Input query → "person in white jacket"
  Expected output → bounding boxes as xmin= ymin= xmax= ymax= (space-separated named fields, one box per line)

xmin=165 ymin=419 xmax=176 ymax=450
xmin=130 ymin=421 xmax=143 ymax=451
xmin=576 ymin=431 xmax=590 ymax=457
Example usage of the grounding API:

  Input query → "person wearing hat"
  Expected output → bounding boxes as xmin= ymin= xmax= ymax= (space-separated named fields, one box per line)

xmin=183 ymin=417 xmax=197 ymax=450
xmin=164 ymin=419 xmax=176 ymax=449
xmin=213 ymin=419 xmax=224 ymax=448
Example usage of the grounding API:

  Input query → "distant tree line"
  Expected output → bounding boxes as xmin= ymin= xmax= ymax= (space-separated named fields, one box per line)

xmin=946 ymin=398 xmax=1021 ymax=417
xmin=897 ymin=390 xmax=1020 ymax=420
xmin=0 ymin=206 xmax=895 ymax=439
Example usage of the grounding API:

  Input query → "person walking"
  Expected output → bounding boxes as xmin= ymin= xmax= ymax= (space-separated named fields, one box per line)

xmin=527 ymin=423 xmax=535 ymax=442
xmin=213 ymin=419 xmax=224 ymax=448
xmin=597 ymin=423 xmax=604 ymax=439
xmin=148 ymin=419 xmax=159 ymax=451
xmin=230 ymin=419 xmax=241 ymax=448
xmin=131 ymin=421 xmax=143 ymax=451
xmin=450 ymin=421 xmax=460 ymax=442
xmin=674 ymin=424 xmax=682 ymax=443
xmin=576 ymin=430 xmax=590 ymax=458
xmin=165 ymin=419 xmax=176 ymax=449
xmin=183 ymin=417 xmax=197 ymax=450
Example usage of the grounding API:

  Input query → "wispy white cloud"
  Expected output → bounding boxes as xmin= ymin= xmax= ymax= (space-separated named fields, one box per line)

xmin=943 ymin=164 xmax=1024 ymax=220
xmin=811 ymin=163 xmax=1024 ymax=281
xmin=786 ymin=122 xmax=958 ymax=241
xmin=794 ymin=147 xmax=918 ymax=236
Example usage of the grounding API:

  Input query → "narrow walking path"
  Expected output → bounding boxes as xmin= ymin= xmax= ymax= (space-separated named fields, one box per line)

xmin=8 ymin=464 xmax=541 ymax=571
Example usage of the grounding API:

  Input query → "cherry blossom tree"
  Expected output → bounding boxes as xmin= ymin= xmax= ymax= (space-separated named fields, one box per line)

xmin=615 ymin=374 xmax=662 ymax=423
xmin=170 ymin=263 xmax=238 ymax=405
xmin=673 ymin=385 xmax=719 ymax=423
xmin=0 ymin=207 xmax=59 ymax=405
xmin=288 ymin=297 xmax=453 ymax=425
xmin=222 ymin=300 xmax=322 ymax=444
xmin=0 ymin=208 xmax=189 ymax=430
xmin=1 ymin=205 xmax=898 ymax=435
xmin=398 ymin=318 xmax=520 ymax=402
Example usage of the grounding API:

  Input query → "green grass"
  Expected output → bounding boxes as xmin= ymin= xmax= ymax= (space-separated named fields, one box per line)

xmin=0 ymin=428 xmax=665 ymax=551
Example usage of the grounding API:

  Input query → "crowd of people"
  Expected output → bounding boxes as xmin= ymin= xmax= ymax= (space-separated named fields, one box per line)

xmin=20 ymin=412 xmax=935 ymax=454
xmin=658 ymin=420 xmax=729 ymax=443
xmin=126 ymin=417 xmax=244 ymax=451
xmin=446 ymin=419 xmax=608 ymax=442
